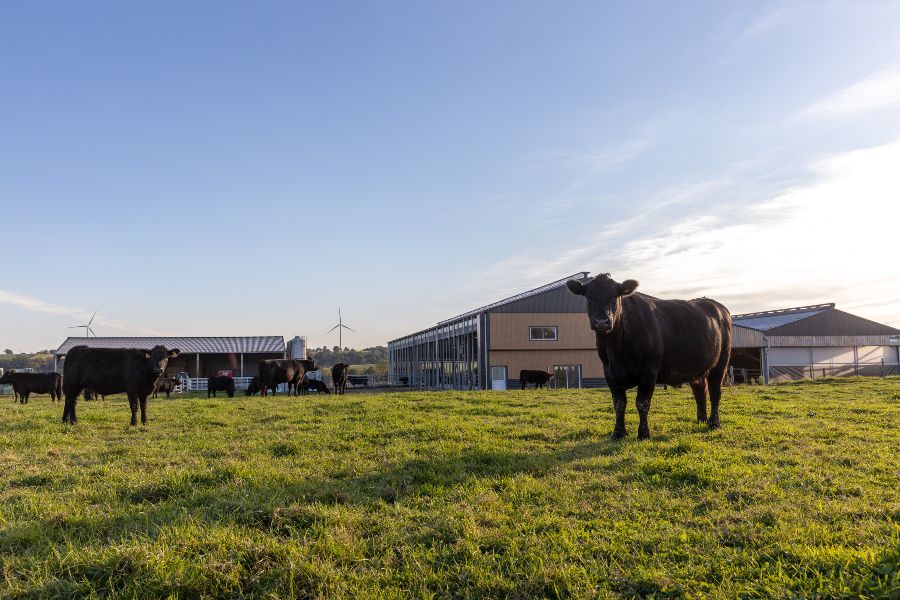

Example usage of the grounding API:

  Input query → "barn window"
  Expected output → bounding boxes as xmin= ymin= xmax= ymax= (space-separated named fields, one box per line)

xmin=529 ymin=326 xmax=558 ymax=341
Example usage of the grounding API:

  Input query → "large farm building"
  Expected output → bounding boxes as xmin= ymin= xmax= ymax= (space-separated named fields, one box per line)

xmin=54 ymin=336 xmax=308 ymax=381
xmin=388 ymin=273 xmax=900 ymax=390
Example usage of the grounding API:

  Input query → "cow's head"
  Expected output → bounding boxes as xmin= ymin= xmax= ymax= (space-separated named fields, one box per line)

xmin=146 ymin=346 xmax=180 ymax=378
xmin=301 ymin=357 xmax=319 ymax=372
xmin=566 ymin=274 xmax=638 ymax=334
xmin=0 ymin=372 xmax=10 ymax=384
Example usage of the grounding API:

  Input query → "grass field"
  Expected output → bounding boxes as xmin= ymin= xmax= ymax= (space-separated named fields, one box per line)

xmin=0 ymin=379 xmax=898 ymax=599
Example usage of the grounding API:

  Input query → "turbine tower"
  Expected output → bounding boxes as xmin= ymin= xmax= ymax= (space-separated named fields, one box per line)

xmin=326 ymin=308 xmax=356 ymax=350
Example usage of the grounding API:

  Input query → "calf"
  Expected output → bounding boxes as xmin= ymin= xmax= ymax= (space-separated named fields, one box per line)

xmin=153 ymin=377 xmax=180 ymax=399
xmin=207 ymin=375 xmax=235 ymax=398
xmin=0 ymin=372 xmax=62 ymax=404
xmin=62 ymin=345 xmax=180 ymax=426
xmin=567 ymin=274 xmax=731 ymax=439
xmin=519 ymin=369 xmax=554 ymax=390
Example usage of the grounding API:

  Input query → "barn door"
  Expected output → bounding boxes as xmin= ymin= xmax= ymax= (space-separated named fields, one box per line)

xmin=553 ymin=365 xmax=582 ymax=389
xmin=490 ymin=366 xmax=508 ymax=390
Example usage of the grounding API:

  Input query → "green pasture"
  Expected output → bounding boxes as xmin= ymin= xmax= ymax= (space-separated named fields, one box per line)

xmin=0 ymin=379 xmax=898 ymax=598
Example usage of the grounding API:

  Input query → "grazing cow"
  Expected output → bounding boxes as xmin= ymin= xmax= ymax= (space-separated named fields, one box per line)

xmin=332 ymin=363 xmax=349 ymax=395
xmin=0 ymin=372 xmax=62 ymax=404
xmin=299 ymin=375 xmax=330 ymax=395
xmin=207 ymin=375 xmax=235 ymax=398
xmin=245 ymin=376 xmax=261 ymax=396
xmin=62 ymin=345 xmax=180 ymax=426
xmin=567 ymin=274 xmax=731 ymax=439
xmin=520 ymin=369 xmax=554 ymax=390
xmin=347 ymin=375 xmax=369 ymax=388
xmin=257 ymin=358 xmax=318 ymax=396
xmin=153 ymin=377 xmax=180 ymax=399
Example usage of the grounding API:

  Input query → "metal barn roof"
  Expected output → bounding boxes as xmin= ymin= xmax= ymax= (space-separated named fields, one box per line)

xmin=437 ymin=272 xmax=590 ymax=325
xmin=732 ymin=304 xmax=834 ymax=331
xmin=56 ymin=336 xmax=285 ymax=356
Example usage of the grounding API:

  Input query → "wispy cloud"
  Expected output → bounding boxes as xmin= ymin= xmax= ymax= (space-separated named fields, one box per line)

xmin=0 ymin=289 xmax=169 ymax=336
xmin=798 ymin=65 xmax=900 ymax=119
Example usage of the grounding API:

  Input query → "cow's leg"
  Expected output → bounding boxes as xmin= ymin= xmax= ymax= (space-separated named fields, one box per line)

xmin=636 ymin=377 xmax=657 ymax=440
xmin=22 ymin=391 xmax=29 ymax=404
xmin=63 ymin=390 xmax=78 ymax=424
xmin=707 ymin=368 xmax=726 ymax=430
xmin=690 ymin=379 xmax=708 ymax=424
xmin=609 ymin=386 xmax=628 ymax=439
xmin=139 ymin=394 xmax=149 ymax=425
xmin=127 ymin=392 xmax=139 ymax=426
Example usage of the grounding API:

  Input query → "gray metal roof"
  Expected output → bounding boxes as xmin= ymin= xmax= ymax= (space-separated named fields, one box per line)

xmin=437 ymin=272 xmax=591 ymax=325
xmin=732 ymin=304 xmax=834 ymax=331
xmin=56 ymin=336 xmax=285 ymax=356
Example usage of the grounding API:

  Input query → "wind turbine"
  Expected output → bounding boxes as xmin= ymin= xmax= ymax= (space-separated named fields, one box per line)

xmin=70 ymin=311 xmax=98 ymax=337
xmin=326 ymin=308 xmax=356 ymax=349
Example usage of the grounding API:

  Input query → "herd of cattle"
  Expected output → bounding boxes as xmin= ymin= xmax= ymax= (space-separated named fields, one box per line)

xmin=1 ymin=273 xmax=733 ymax=439
xmin=0 ymin=350 xmax=354 ymax=426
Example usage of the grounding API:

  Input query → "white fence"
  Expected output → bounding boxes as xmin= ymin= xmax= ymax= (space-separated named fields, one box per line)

xmin=176 ymin=377 xmax=255 ymax=393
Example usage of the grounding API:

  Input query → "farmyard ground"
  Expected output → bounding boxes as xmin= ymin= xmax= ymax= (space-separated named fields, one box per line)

xmin=0 ymin=379 xmax=898 ymax=598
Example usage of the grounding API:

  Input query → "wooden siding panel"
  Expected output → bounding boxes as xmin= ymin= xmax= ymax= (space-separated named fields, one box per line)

xmin=489 ymin=313 xmax=596 ymax=351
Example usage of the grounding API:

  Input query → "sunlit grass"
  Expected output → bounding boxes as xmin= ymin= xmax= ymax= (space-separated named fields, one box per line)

xmin=0 ymin=378 xmax=898 ymax=598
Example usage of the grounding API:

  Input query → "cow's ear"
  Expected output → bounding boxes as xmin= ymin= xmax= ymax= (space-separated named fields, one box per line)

xmin=168 ymin=349 xmax=180 ymax=357
xmin=566 ymin=280 xmax=586 ymax=296
xmin=618 ymin=279 xmax=639 ymax=296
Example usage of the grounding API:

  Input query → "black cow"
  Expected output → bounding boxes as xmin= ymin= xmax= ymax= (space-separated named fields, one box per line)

xmin=520 ymin=369 xmax=554 ymax=390
xmin=258 ymin=358 xmax=318 ymax=396
xmin=153 ymin=377 xmax=180 ymax=399
xmin=0 ymin=372 xmax=62 ymax=404
xmin=332 ymin=363 xmax=349 ymax=395
xmin=62 ymin=345 xmax=180 ymax=426
xmin=299 ymin=376 xmax=330 ymax=395
xmin=567 ymin=274 xmax=731 ymax=439
xmin=207 ymin=376 xmax=235 ymax=398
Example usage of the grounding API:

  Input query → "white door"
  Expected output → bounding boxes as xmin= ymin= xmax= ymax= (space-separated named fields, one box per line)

xmin=491 ymin=366 xmax=507 ymax=390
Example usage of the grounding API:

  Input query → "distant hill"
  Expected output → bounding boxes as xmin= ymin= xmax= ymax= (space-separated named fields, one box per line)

xmin=0 ymin=352 xmax=55 ymax=372
xmin=307 ymin=346 xmax=387 ymax=370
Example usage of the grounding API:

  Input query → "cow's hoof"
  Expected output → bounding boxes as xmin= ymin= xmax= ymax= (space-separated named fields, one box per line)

xmin=697 ymin=416 xmax=708 ymax=424
xmin=638 ymin=429 xmax=651 ymax=440
xmin=612 ymin=429 xmax=627 ymax=440
xmin=707 ymin=419 xmax=721 ymax=430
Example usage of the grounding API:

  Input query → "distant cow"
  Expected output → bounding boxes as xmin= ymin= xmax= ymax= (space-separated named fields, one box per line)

xmin=84 ymin=389 xmax=106 ymax=401
xmin=0 ymin=372 xmax=62 ymax=404
xmin=62 ymin=345 xmax=180 ymax=426
xmin=520 ymin=370 xmax=554 ymax=390
xmin=299 ymin=376 xmax=330 ymax=395
xmin=347 ymin=375 xmax=369 ymax=387
xmin=153 ymin=377 xmax=180 ymax=399
xmin=207 ymin=375 xmax=235 ymax=398
xmin=258 ymin=358 xmax=318 ymax=396
xmin=567 ymin=274 xmax=731 ymax=439
xmin=332 ymin=363 xmax=349 ymax=395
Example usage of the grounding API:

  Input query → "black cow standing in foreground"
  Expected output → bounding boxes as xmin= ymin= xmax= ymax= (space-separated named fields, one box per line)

xmin=0 ymin=372 xmax=62 ymax=403
xmin=331 ymin=363 xmax=349 ymax=395
xmin=520 ymin=369 xmax=554 ymax=390
xmin=258 ymin=358 xmax=318 ymax=396
xmin=567 ymin=274 xmax=731 ymax=440
xmin=62 ymin=345 xmax=180 ymax=426
xmin=207 ymin=376 xmax=236 ymax=398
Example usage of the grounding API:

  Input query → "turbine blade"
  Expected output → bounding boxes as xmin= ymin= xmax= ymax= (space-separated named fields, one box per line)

xmin=342 ymin=325 xmax=356 ymax=332
xmin=327 ymin=325 xmax=340 ymax=333
xmin=87 ymin=310 xmax=97 ymax=326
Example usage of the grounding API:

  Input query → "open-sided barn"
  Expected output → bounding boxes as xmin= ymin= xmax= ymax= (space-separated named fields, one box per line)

xmin=731 ymin=304 xmax=900 ymax=383
xmin=388 ymin=274 xmax=900 ymax=390
xmin=54 ymin=336 xmax=295 ymax=378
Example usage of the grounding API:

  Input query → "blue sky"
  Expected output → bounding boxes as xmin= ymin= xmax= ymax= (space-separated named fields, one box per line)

xmin=2 ymin=2 xmax=900 ymax=352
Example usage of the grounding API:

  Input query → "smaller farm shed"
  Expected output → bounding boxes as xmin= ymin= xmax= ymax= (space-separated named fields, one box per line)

xmin=731 ymin=304 xmax=900 ymax=383
xmin=54 ymin=336 xmax=288 ymax=378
